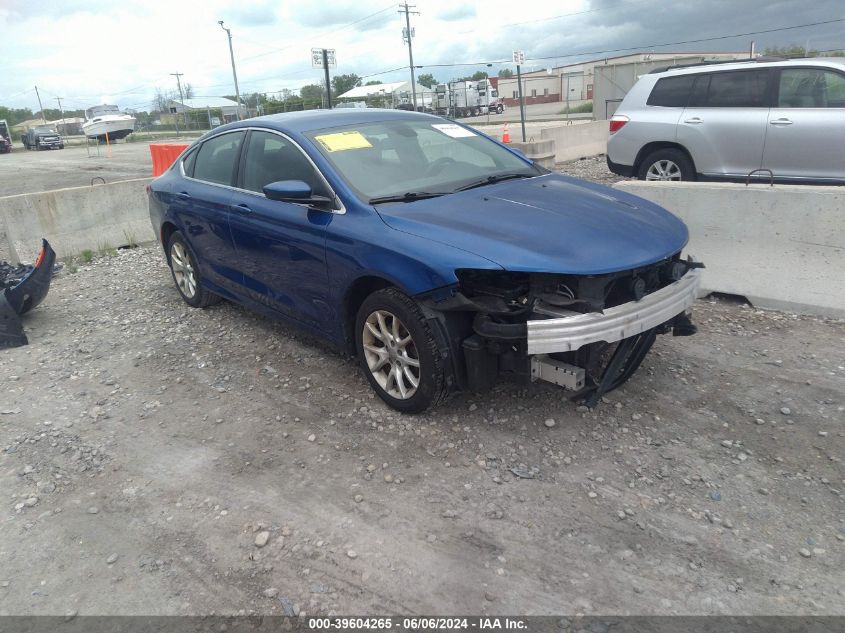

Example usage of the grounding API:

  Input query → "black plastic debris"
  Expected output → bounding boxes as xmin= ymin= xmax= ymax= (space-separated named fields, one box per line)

xmin=0 ymin=239 xmax=56 ymax=349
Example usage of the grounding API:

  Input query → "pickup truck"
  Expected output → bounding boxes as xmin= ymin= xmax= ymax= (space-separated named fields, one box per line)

xmin=0 ymin=119 xmax=11 ymax=153
xmin=21 ymin=125 xmax=64 ymax=150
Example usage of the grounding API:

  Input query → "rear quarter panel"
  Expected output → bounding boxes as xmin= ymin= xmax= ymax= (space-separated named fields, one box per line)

xmin=608 ymin=75 xmax=684 ymax=167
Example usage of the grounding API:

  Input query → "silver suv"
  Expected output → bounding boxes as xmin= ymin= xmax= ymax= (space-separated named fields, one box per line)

xmin=606 ymin=58 xmax=845 ymax=182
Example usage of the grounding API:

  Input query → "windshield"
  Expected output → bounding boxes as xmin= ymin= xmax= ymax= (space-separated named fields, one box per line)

xmin=305 ymin=118 xmax=540 ymax=202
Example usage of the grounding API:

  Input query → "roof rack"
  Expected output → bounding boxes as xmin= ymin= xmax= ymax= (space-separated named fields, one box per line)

xmin=648 ymin=56 xmax=786 ymax=74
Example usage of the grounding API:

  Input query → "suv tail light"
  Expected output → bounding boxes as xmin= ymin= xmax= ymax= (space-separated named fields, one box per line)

xmin=609 ymin=115 xmax=629 ymax=134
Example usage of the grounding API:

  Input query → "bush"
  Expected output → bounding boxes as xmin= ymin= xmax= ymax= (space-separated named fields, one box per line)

xmin=561 ymin=101 xmax=593 ymax=114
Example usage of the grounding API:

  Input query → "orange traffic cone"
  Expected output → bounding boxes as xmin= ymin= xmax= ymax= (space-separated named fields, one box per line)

xmin=502 ymin=123 xmax=510 ymax=144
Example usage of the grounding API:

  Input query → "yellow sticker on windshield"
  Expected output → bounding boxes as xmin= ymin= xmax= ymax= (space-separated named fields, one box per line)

xmin=314 ymin=131 xmax=372 ymax=152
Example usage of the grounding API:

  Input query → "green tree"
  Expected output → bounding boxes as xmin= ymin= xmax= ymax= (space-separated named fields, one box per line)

xmin=331 ymin=73 xmax=361 ymax=96
xmin=498 ymin=68 xmax=514 ymax=78
xmin=300 ymin=84 xmax=325 ymax=103
xmin=417 ymin=73 xmax=437 ymax=88
xmin=0 ymin=106 xmax=35 ymax=126
xmin=365 ymin=80 xmax=383 ymax=86
xmin=761 ymin=45 xmax=845 ymax=58
xmin=764 ymin=45 xmax=817 ymax=58
xmin=453 ymin=71 xmax=489 ymax=82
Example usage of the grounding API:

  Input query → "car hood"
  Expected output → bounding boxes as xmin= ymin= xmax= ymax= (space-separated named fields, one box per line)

xmin=374 ymin=174 xmax=689 ymax=275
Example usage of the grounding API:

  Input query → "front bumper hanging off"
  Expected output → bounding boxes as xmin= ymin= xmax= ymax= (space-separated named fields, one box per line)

xmin=525 ymin=267 xmax=701 ymax=404
xmin=0 ymin=239 xmax=56 ymax=349
xmin=526 ymin=267 xmax=702 ymax=355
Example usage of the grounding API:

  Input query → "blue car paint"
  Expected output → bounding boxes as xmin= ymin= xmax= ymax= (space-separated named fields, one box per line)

xmin=375 ymin=175 xmax=689 ymax=275
xmin=149 ymin=109 xmax=689 ymax=349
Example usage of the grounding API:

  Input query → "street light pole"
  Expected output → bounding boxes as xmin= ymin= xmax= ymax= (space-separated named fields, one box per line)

xmin=218 ymin=20 xmax=243 ymax=120
xmin=516 ymin=64 xmax=526 ymax=142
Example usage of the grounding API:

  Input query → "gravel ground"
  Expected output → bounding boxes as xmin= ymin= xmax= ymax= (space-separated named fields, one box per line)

xmin=1 ymin=246 xmax=843 ymax=617
xmin=557 ymin=155 xmax=628 ymax=185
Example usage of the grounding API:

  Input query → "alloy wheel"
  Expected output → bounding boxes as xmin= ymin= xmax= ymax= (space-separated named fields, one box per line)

xmin=362 ymin=309 xmax=420 ymax=400
xmin=170 ymin=242 xmax=197 ymax=299
xmin=645 ymin=160 xmax=682 ymax=181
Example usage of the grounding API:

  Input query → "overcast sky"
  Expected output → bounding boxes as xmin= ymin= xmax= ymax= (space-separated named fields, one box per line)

xmin=1 ymin=0 xmax=842 ymax=112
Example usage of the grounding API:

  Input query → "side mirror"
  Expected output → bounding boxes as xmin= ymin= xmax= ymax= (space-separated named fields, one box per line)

xmin=263 ymin=180 xmax=335 ymax=207
xmin=264 ymin=180 xmax=312 ymax=201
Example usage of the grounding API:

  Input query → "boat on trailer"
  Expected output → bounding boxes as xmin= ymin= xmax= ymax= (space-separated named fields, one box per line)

xmin=82 ymin=105 xmax=136 ymax=141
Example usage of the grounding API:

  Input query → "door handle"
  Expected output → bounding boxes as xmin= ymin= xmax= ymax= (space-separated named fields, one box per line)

xmin=231 ymin=203 xmax=253 ymax=215
xmin=177 ymin=191 xmax=191 ymax=200
xmin=770 ymin=118 xmax=793 ymax=125
xmin=683 ymin=117 xmax=702 ymax=124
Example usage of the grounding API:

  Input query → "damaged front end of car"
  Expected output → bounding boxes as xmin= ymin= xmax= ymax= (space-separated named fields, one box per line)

xmin=422 ymin=253 xmax=703 ymax=406
xmin=1 ymin=239 xmax=56 ymax=349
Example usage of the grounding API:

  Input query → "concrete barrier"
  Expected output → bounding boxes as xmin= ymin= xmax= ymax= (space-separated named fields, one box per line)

xmin=0 ymin=178 xmax=155 ymax=263
xmin=614 ymin=181 xmax=845 ymax=318
xmin=507 ymin=139 xmax=556 ymax=169
xmin=540 ymin=121 xmax=608 ymax=163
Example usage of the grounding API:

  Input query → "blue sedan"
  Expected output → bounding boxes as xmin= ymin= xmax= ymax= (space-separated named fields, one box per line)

xmin=148 ymin=109 xmax=701 ymax=412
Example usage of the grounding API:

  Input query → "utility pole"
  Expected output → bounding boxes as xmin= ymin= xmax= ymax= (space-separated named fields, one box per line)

xmin=55 ymin=97 xmax=65 ymax=131
xmin=171 ymin=72 xmax=187 ymax=129
xmin=399 ymin=2 xmax=420 ymax=111
xmin=218 ymin=21 xmax=243 ymax=120
xmin=322 ymin=49 xmax=332 ymax=109
xmin=35 ymin=86 xmax=46 ymax=123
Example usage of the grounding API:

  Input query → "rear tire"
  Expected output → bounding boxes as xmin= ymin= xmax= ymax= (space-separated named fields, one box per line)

xmin=166 ymin=231 xmax=222 ymax=308
xmin=638 ymin=148 xmax=696 ymax=181
xmin=355 ymin=288 xmax=447 ymax=413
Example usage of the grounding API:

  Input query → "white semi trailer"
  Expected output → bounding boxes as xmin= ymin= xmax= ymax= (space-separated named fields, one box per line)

xmin=432 ymin=79 xmax=504 ymax=117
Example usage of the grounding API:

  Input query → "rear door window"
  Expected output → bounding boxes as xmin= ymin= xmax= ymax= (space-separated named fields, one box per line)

xmin=778 ymin=67 xmax=845 ymax=108
xmin=193 ymin=131 xmax=245 ymax=186
xmin=647 ymin=75 xmax=696 ymax=107
xmin=700 ymin=70 xmax=770 ymax=107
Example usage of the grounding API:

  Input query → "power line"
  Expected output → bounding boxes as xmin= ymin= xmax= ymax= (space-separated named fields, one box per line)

xmin=392 ymin=16 xmax=845 ymax=73
xmin=527 ymin=17 xmax=845 ymax=63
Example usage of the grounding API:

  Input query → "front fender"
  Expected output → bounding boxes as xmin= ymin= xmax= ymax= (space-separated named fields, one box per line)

xmin=326 ymin=209 xmax=501 ymax=301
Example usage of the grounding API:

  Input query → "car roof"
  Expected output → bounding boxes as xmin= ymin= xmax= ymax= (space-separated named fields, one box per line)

xmin=207 ymin=108 xmax=444 ymax=137
xmin=652 ymin=57 xmax=845 ymax=77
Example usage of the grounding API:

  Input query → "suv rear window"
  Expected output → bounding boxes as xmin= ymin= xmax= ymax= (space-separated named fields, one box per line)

xmin=647 ymin=75 xmax=695 ymax=107
xmin=690 ymin=70 xmax=770 ymax=108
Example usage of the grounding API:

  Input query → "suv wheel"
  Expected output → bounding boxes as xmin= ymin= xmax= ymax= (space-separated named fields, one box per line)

xmin=638 ymin=149 xmax=695 ymax=181
xmin=355 ymin=288 xmax=447 ymax=413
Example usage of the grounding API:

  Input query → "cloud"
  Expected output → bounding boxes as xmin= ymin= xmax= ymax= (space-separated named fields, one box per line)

xmin=291 ymin=2 xmax=395 ymax=29
xmin=223 ymin=3 xmax=279 ymax=26
xmin=436 ymin=5 xmax=476 ymax=21
xmin=2 ymin=0 xmax=844 ymax=111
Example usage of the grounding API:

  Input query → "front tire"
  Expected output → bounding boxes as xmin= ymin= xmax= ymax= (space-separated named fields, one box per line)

xmin=166 ymin=231 xmax=222 ymax=308
xmin=355 ymin=288 xmax=447 ymax=413
xmin=638 ymin=148 xmax=696 ymax=181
